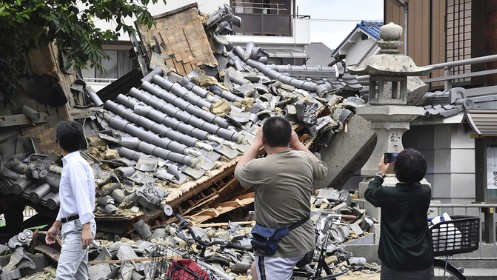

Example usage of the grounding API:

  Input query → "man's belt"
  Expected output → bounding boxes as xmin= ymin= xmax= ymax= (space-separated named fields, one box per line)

xmin=61 ymin=214 xmax=79 ymax=223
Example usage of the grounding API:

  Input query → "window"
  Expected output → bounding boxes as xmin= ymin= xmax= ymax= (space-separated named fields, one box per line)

xmin=446 ymin=0 xmax=471 ymax=84
xmin=230 ymin=0 xmax=292 ymax=36
xmin=81 ymin=49 xmax=136 ymax=81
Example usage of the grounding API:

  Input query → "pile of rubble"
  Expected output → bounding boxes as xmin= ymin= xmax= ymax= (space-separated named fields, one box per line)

xmin=0 ymin=3 xmax=380 ymax=279
xmin=0 ymin=188 xmax=380 ymax=279
xmin=0 ymin=17 xmax=365 ymax=236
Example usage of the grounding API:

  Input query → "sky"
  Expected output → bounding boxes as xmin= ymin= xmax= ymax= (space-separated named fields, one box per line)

xmin=296 ymin=0 xmax=384 ymax=49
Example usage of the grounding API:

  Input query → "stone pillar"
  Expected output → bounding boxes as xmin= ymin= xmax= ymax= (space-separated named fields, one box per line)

xmin=348 ymin=22 xmax=432 ymax=198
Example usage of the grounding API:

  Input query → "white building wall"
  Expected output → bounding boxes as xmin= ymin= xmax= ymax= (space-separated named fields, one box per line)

xmin=345 ymin=39 xmax=377 ymax=66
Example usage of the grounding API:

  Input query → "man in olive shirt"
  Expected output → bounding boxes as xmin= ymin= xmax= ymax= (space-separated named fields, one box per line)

xmin=365 ymin=149 xmax=434 ymax=279
xmin=235 ymin=116 xmax=328 ymax=280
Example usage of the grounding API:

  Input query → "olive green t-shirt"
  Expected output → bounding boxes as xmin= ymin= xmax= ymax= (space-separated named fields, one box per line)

xmin=235 ymin=149 xmax=328 ymax=257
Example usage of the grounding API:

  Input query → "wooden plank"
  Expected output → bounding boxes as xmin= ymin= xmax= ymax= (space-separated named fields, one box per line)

xmin=0 ymin=113 xmax=47 ymax=127
xmin=167 ymin=164 xmax=236 ymax=208
xmin=183 ymin=63 xmax=194 ymax=75
xmin=197 ymin=221 xmax=255 ymax=228
xmin=172 ymin=59 xmax=187 ymax=76
xmin=188 ymin=194 xmax=254 ymax=224
xmin=89 ymin=256 xmax=181 ymax=265
xmin=181 ymin=194 xmax=220 ymax=216
xmin=34 ymin=244 xmax=60 ymax=262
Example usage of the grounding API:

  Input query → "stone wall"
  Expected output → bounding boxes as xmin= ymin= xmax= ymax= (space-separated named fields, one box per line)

xmin=404 ymin=123 xmax=476 ymax=203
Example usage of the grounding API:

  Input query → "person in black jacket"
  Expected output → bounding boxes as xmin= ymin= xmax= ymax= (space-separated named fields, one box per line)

xmin=365 ymin=148 xmax=434 ymax=280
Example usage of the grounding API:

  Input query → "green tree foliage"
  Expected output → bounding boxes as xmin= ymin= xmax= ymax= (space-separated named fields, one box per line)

xmin=0 ymin=0 xmax=164 ymax=104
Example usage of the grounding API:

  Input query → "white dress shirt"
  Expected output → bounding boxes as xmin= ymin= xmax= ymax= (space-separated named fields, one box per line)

xmin=56 ymin=151 xmax=96 ymax=225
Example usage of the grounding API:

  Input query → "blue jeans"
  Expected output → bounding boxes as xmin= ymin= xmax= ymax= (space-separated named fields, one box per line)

xmin=56 ymin=220 xmax=96 ymax=280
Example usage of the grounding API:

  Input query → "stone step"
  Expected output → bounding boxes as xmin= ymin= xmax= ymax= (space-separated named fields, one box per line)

xmin=463 ymin=268 xmax=497 ymax=280
xmin=345 ymin=243 xmax=497 ymax=280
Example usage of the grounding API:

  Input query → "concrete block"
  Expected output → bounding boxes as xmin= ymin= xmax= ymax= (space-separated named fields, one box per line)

xmin=432 ymin=174 xmax=451 ymax=199
xmin=341 ymin=173 xmax=363 ymax=191
xmin=357 ymin=181 xmax=369 ymax=199
xmin=317 ymin=115 xmax=375 ymax=189
xmin=420 ymin=149 xmax=435 ymax=173
xmin=451 ymin=149 xmax=475 ymax=173
xmin=434 ymin=125 xmax=451 ymax=149
xmin=477 ymin=243 xmax=497 ymax=259
xmin=354 ymin=197 xmax=380 ymax=222
xmin=407 ymin=76 xmax=429 ymax=105
xmin=450 ymin=173 xmax=476 ymax=198
xmin=372 ymin=224 xmax=381 ymax=244
xmin=345 ymin=233 xmax=375 ymax=245
xmin=450 ymin=126 xmax=475 ymax=149
xmin=343 ymin=244 xmax=380 ymax=264
xmin=434 ymin=149 xmax=451 ymax=173
xmin=349 ymin=223 xmax=364 ymax=236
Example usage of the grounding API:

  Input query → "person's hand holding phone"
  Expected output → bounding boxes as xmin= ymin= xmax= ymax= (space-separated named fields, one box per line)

xmin=378 ymin=155 xmax=390 ymax=174
xmin=380 ymin=152 xmax=399 ymax=174
xmin=384 ymin=152 xmax=399 ymax=164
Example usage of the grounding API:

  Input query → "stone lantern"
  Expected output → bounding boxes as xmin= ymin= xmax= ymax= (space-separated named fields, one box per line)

xmin=349 ymin=22 xmax=432 ymax=185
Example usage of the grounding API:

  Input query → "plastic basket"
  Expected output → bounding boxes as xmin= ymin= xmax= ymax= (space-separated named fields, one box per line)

xmin=167 ymin=259 xmax=209 ymax=280
xmin=429 ymin=215 xmax=480 ymax=256
xmin=147 ymin=245 xmax=209 ymax=280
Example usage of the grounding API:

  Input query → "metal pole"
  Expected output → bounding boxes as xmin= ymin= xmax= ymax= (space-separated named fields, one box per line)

xmin=483 ymin=208 xmax=496 ymax=243
xmin=444 ymin=67 xmax=453 ymax=91
xmin=404 ymin=3 xmax=408 ymax=55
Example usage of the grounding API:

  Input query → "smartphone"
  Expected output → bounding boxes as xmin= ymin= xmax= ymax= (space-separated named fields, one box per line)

xmin=384 ymin=152 xmax=399 ymax=164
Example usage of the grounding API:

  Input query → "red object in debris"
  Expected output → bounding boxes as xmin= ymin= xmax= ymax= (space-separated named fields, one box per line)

xmin=166 ymin=259 xmax=209 ymax=280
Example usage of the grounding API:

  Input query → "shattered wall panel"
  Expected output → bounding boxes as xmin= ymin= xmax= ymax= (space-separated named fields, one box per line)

xmin=136 ymin=3 xmax=218 ymax=76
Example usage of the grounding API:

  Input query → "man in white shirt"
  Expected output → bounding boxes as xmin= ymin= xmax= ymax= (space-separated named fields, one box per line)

xmin=45 ymin=121 xmax=96 ymax=279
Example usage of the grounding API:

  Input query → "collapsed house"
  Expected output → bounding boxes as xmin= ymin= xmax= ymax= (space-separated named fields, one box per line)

xmin=0 ymin=3 xmax=381 ymax=279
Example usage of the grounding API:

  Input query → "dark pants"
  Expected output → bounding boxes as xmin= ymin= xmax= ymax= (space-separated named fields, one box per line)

xmin=0 ymin=195 xmax=25 ymax=238
xmin=381 ymin=264 xmax=435 ymax=280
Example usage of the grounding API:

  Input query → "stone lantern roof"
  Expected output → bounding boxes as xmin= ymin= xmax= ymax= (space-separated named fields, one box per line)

xmin=349 ymin=22 xmax=432 ymax=76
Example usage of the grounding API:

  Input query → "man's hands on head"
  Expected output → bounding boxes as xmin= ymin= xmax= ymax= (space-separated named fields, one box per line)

xmin=290 ymin=131 xmax=305 ymax=150
xmin=253 ymin=127 xmax=264 ymax=149
xmin=236 ymin=127 xmax=263 ymax=170
xmin=289 ymin=130 xmax=322 ymax=162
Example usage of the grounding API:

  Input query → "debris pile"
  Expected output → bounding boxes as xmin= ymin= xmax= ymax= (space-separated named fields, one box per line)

xmin=0 ymin=230 xmax=37 ymax=280
xmin=0 ymin=3 xmax=382 ymax=279
xmin=0 ymin=189 xmax=380 ymax=279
